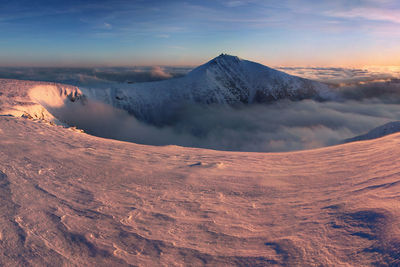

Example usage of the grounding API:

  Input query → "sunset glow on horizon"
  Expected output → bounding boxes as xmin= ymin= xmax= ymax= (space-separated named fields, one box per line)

xmin=1 ymin=0 xmax=399 ymax=67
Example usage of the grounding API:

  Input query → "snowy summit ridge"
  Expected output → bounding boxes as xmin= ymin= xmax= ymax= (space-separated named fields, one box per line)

xmin=187 ymin=53 xmax=333 ymax=103
xmin=344 ymin=121 xmax=400 ymax=143
xmin=84 ymin=54 xmax=334 ymax=124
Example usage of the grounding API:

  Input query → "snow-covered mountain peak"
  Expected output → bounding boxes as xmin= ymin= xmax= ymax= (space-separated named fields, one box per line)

xmin=180 ymin=54 xmax=334 ymax=103
xmin=82 ymin=55 xmax=336 ymax=123
xmin=184 ymin=54 xmax=240 ymax=76
xmin=211 ymin=53 xmax=241 ymax=64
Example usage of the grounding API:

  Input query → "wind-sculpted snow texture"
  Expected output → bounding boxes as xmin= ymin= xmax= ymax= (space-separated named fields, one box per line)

xmin=83 ymin=54 xmax=334 ymax=124
xmin=1 ymin=116 xmax=400 ymax=266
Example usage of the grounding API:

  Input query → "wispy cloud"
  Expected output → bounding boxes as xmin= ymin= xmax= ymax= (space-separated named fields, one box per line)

xmin=223 ymin=0 xmax=253 ymax=7
xmin=156 ymin=34 xmax=170 ymax=38
xmin=103 ymin=22 xmax=112 ymax=30
xmin=276 ymin=66 xmax=400 ymax=85
xmin=324 ymin=7 xmax=400 ymax=24
xmin=1 ymin=0 xmax=400 ymax=66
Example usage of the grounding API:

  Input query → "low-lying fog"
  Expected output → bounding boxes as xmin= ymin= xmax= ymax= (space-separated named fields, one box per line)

xmin=3 ymin=66 xmax=400 ymax=152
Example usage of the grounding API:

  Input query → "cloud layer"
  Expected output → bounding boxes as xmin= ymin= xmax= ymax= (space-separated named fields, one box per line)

xmin=0 ymin=66 xmax=189 ymax=86
xmin=277 ymin=66 xmax=400 ymax=86
xmin=3 ymin=67 xmax=400 ymax=152
xmin=53 ymin=79 xmax=400 ymax=152
xmin=52 ymin=95 xmax=400 ymax=152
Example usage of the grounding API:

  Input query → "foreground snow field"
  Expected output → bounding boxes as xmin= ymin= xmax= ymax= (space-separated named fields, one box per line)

xmin=1 ymin=115 xmax=400 ymax=266
xmin=1 ymin=78 xmax=400 ymax=266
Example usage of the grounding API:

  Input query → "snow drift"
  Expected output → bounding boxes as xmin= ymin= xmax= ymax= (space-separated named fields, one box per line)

xmin=1 ymin=115 xmax=400 ymax=266
xmin=0 ymin=79 xmax=83 ymax=123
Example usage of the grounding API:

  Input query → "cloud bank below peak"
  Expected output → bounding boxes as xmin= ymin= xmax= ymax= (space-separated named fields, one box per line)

xmin=2 ymin=62 xmax=400 ymax=152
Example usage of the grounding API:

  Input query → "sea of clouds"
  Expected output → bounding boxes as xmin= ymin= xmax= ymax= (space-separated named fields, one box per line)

xmin=2 ymin=66 xmax=400 ymax=152
xmin=0 ymin=66 xmax=189 ymax=87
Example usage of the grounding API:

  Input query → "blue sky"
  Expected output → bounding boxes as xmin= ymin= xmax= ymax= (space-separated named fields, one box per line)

xmin=0 ymin=0 xmax=399 ymax=67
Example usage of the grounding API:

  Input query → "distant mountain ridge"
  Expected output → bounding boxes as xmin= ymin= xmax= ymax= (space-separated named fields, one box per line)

xmin=83 ymin=54 xmax=335 ymax=124
xmin=344 ymin=121 xmax=400 ymax=143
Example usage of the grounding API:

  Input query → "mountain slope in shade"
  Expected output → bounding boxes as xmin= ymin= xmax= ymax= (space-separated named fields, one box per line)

xmin=84 ymin=54 xmax=334 ymax=124
xmin=344 ymin=121 xmax=400 ymax=143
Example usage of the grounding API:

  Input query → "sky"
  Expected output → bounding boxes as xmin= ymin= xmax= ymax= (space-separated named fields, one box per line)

xmin=0 ymin=0 xmax=399 ymax=67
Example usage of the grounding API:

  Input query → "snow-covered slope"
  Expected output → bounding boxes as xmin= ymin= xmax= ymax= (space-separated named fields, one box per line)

xmin=84 ymin=54 xmax=334 ymax=124
xmin=0 ymin=79 xmax=83 ymax=124
xmin=344 ymin=121 xmax=400 ymax=143
xmin=1 ymin=115 xmax=400 ymax=266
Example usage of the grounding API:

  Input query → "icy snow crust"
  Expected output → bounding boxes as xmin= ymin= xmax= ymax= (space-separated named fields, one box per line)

xmin=1 ymin=115 xmax=400 ymax=266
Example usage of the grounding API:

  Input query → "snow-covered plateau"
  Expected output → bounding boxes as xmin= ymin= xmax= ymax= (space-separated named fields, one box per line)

xmin=1 ymin=56 xmax=400 ymax=265
xmin=1 ymin=113 xmax=400 ymax=266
